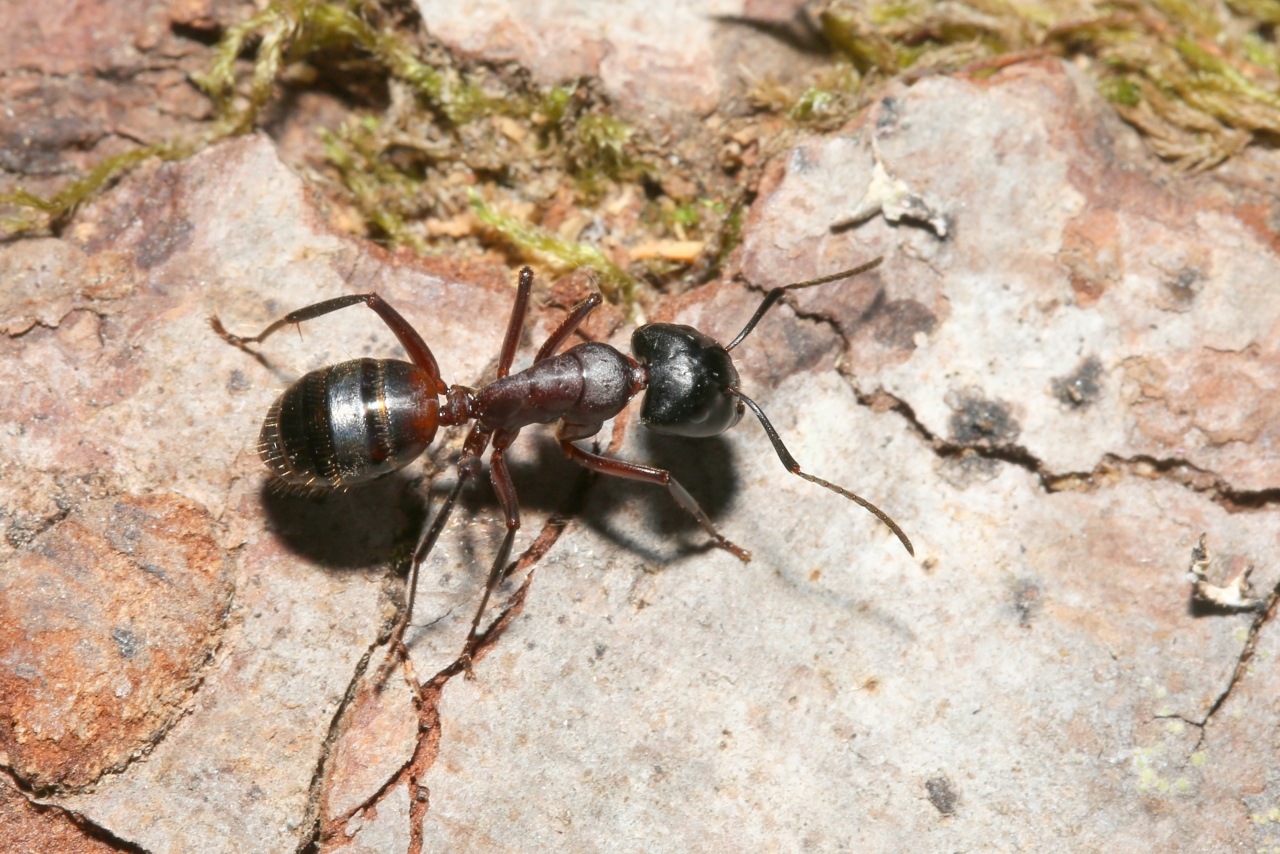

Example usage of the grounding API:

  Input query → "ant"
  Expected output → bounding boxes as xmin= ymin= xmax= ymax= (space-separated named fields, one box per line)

xmin=212 ymin=259 xmax=912 ymax=668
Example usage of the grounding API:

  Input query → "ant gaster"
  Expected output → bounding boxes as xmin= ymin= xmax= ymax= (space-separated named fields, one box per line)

xmin=212 ymin=259 xmax=912 ymax=666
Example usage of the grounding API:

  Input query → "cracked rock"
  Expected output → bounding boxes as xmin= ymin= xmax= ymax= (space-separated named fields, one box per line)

xmin=4 ymin=30 xmax=1280 ymax=854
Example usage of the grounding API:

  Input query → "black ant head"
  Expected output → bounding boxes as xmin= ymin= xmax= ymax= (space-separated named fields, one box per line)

xmin=631 ymin=324 xmax=745 ymax=437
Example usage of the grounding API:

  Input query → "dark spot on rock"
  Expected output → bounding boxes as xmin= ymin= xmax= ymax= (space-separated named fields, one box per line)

xmin=105 ymin=500 xmax=146 ymax=555
xmin=869 ymin=298 xmax=937 ymax=350
xmin=141 ymin=563 xmax=171 ymax=582
xmin=227 ymin=369 xmax=250 ymax=393
xmin=926 ymin=775 xmax=958 ymax=816
xmin=111 ymin=626 xmax=141 ymax=658
xmin=1161 ymin=267 xmax=1202 ymax=309
xmin=136 ymin=217 xmax=194 ymax=270
xmin=0 ymin=109 xmax=103 ymax=175
xmin=594 ymin=643 xmax=607 ymax=659
xmin=937 ymin=450 xmax=1001 ymax=490
xmin=1051 ymin=356 xmax=1103 ymax=409
xmin=1010 ymin=577 xmax=1041 ymax=627
xmin=947 ymin=391 xmax=1020 ymax=447
xmin=876 ymin=96 xmax=901 ymax=132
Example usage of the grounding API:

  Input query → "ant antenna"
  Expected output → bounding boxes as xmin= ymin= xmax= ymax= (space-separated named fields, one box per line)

xmin=726 ymin=257 xmax=883 ymax=352
xmin=727 ymin=386 xmax=913 ymax=558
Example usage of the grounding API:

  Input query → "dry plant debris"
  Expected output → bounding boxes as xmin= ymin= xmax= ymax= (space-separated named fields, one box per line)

xmin=1188 ymin=533 xmax=1263 ymax=611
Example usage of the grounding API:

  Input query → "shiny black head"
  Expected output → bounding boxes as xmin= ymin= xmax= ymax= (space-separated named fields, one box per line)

xmin=631 ymin=323 xmax=744 ymax=437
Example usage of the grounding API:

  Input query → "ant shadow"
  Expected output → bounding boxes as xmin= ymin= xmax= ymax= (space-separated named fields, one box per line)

xmin=575 ymin=431 xmax=742 ymax=566
xmin=455 ymin=430 xmax=742 ymax=567
xmin=260 ymin=473 xmax=427 ymax=571
xmin=257 ymin=427 xmax=744 ymax=576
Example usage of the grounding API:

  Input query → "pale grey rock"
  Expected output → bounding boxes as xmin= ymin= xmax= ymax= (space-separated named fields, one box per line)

xmin=742 ymin=65 xmax=1280 ymax=491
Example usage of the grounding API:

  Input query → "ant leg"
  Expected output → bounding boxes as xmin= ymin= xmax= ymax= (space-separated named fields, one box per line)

xmin=497 ymin=267 xmax=535 ymax=378
xmin=391 ymin=424 xmax=493 ymax=652
xmin=211 ymin=292 xmax=445 ymax=392
xmin=461 ymin=436 xmax=521 ymax=671
xmin=728 ymin=388 xmax=914 ymax=557
xmin=535 ymin=293 xmax=603 ymax=363
xmin=559 ymin=438 xmax=751 ymax=562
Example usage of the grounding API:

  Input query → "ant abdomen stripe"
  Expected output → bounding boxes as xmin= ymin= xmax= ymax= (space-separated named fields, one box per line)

xmin=260 ymin=358 xmax=439 ymax=490
xmin=361 ymin=359 xmax=395 ymax=465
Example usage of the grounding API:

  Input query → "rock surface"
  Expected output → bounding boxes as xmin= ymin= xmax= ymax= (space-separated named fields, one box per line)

xmin=416 ymin=0 xmax=817 ymax=125
xmin=2 ymin=10 xmax=1279 ymax=854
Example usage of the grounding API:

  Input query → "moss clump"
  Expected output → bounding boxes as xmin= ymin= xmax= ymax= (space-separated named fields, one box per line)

xmin=468 ymin=191 xmax=637 ymax=310
xmin=1 ymin=0 xmax=678 ymax=310
xmin=811 ymin=0 xmax=1280 ymax=170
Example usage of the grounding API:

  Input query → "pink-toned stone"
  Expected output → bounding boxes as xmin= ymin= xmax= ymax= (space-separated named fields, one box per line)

xmin=2 ymin=136 xmax=515 ymax=852
xmin=0 ymin=494 xmax=233 ymax=790
xmin=418 ymin=0 xmax=725 ymax=118
xmin=0 ymin=774 xmax=123 ymax=853
xmin=320 ymin=661 xmax=419 ymax=825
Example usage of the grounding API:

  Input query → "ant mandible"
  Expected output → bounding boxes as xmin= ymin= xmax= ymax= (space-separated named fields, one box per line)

xmin=212 ymin=259 xmax=912 ymax=666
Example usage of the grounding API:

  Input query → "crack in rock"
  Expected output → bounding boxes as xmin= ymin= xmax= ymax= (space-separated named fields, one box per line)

xmin=846 ymin=378 xmax=1280 ymax=509
xmin=299 ymin=470 xmax=591 ymax=852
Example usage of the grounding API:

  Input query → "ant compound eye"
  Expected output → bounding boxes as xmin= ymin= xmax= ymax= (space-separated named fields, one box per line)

xmin=632 ymin=323 xmax=744 ymax=437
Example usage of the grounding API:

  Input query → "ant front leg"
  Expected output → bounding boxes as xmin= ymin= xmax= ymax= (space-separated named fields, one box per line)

xmin=460 ymin=430 xmax=522 ymax=674
xmin=558 ymin=429 xmax=751 ymax=562
xmin=535 ymin=292 xmax=602 ymax=364
xmin=211 ymin=292 xmax=445 ymax=392
xmin=497 ymin=267 xmax=535 ymax=378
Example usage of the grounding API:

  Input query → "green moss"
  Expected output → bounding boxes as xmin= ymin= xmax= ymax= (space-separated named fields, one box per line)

xmin=1100 ymin=77 xmax=1142 ymax=107
xmin=706 ymin=201 xmax=745 ymax=279
xmin=321 ymin=117 xmax=426 ymax=250
xmin=1 ymin=137 xmax=205 ymax=235
xmin=468 ymin=191 xmax=637 ymax=312
xmin=194 ymin=0 xmax=500 ymax=129
xmin=3 ymin=0 xmax=668 ymax=298
xmin=814 ymin=0 xmax=1280 ymax=170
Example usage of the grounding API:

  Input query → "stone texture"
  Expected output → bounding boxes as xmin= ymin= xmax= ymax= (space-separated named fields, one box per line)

xmin=0 ymin=494 xmax=233 ymax=791
xmin=414 ymin=62 xmax=1280 ymax=852
xmin=0 ymin=0 xmax=224 ymax=206
xmin=319 ymin=660 xmax=419 ymax=825
xmin=417 ymin=0 xmax=729 ymax=120
xmin=415 ymin=0 xmax=818 ymax=125
xmin=740 ymin=64 xmax=1280 ymax=492
xmin=0 ymin=774 xmax=125 ymax=854
xmin=3 ymin=21 xmax=1280 ymax=854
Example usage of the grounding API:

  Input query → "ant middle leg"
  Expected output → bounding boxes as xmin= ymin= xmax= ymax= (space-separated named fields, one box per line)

xmin=211 ymin=292 xmax=445 ymax=391
xmin=558 ymin=437 xmax=751 ymax=562
xmin=535 ymin=292 xmax=602 ymax=363
xmin=461 ymin=432 xmax=522 ymax=672
xmin=390 ymin=424 xmax=492 ymax=655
